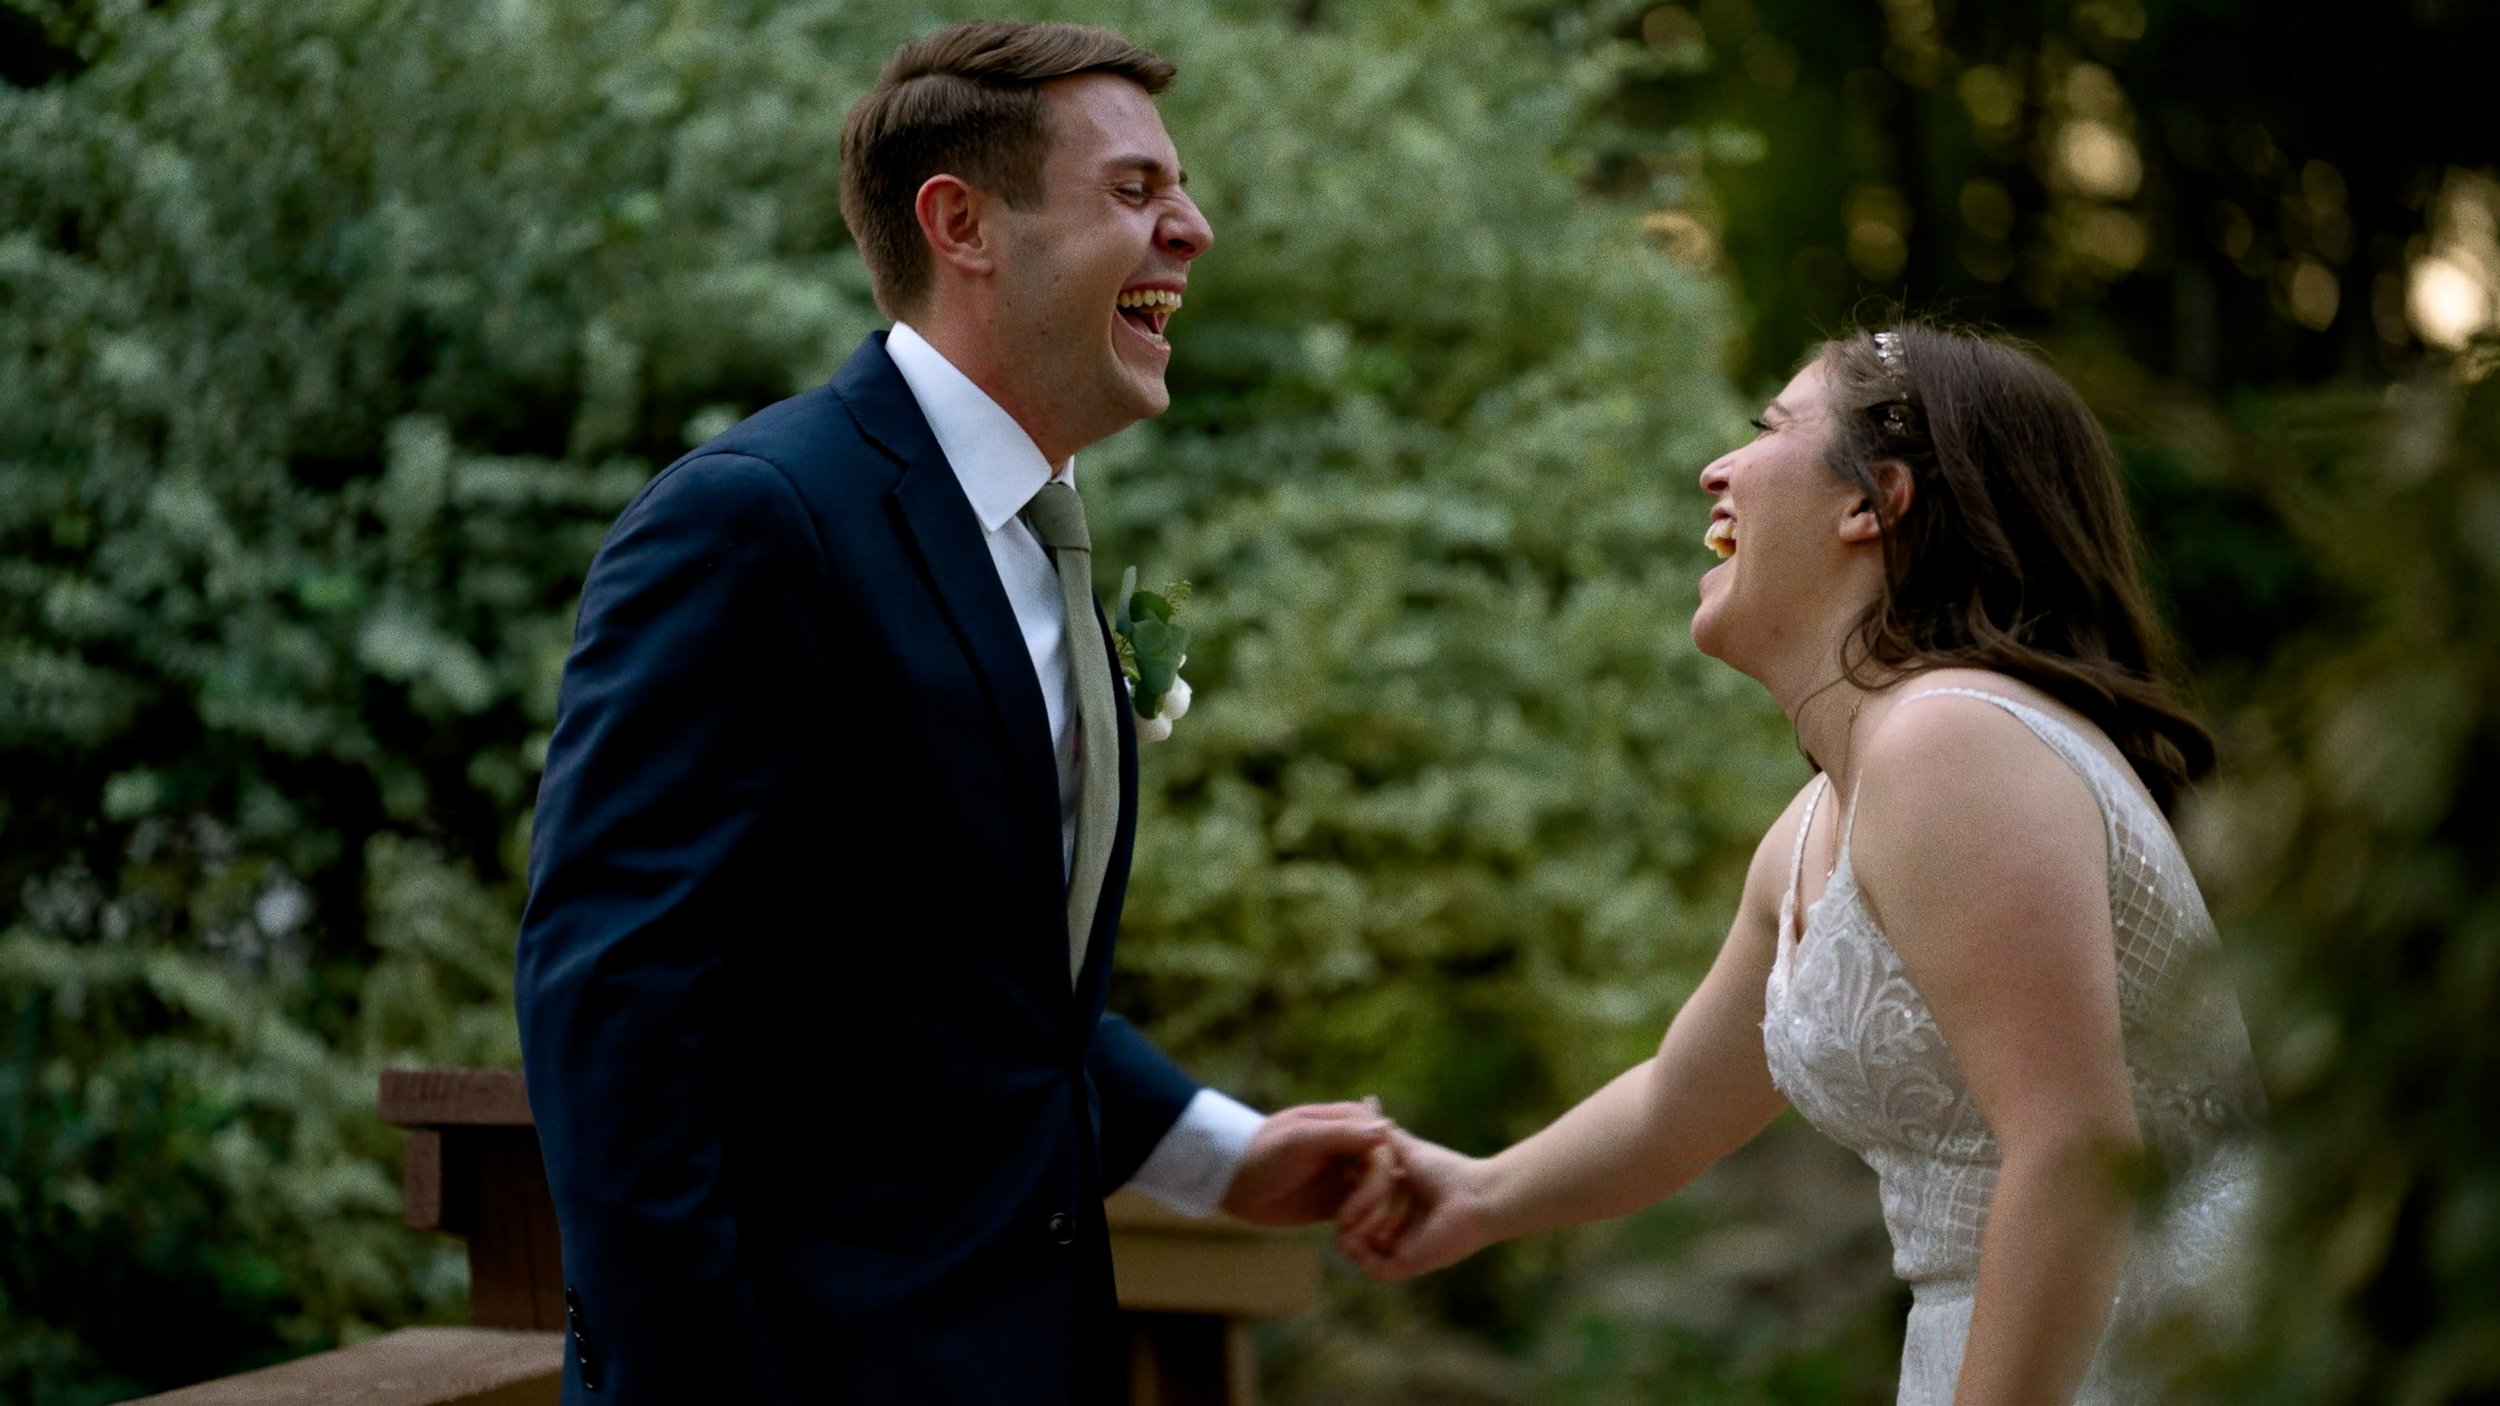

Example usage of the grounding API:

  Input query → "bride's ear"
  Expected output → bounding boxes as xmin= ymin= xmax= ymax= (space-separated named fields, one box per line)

xmin=1839 ymin=459 xmax=1914 ymax=544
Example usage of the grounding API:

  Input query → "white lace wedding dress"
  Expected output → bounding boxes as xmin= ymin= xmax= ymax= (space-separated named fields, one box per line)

xmin=1761 ymin=689 xmax=2265 ymax=1404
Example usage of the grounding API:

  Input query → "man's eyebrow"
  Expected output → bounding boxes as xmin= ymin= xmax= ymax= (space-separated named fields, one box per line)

xmin=1106 ymin=154 xmax=1188 ymax=186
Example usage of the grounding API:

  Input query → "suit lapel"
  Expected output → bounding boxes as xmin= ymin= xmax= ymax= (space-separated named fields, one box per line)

xmin=835 ymin=337 xmax=1068 ymax=963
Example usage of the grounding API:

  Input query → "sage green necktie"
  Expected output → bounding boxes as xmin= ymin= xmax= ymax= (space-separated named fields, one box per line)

xmin=1021 ymin=481 xmax=1118 ymax=987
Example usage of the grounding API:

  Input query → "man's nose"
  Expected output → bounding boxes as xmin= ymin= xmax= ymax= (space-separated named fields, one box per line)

xmin=1163 ymin=193 xmax=1214 ymax=260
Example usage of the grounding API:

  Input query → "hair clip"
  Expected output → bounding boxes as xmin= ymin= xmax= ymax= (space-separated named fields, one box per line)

xmin=1872 ymin=330 xmax=1916 ymax=437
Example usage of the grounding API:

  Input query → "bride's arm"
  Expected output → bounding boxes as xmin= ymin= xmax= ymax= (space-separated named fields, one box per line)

xmin=1849 ymin=696 xmax=2143 ymax=1406
xmin=1338 ymin=783 xmax=1811 ymax=1278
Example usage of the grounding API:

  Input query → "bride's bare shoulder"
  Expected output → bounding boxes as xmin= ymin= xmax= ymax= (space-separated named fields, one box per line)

xmin=1875 ymin=666 xmax=2137 ymax=788
xmin=1862 ymin=675 xmax=2066 ymax=792
xmin=1853 ymin=676 xmax=2104 ymax=874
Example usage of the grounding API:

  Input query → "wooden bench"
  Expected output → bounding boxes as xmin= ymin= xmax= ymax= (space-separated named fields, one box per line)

xmin=135 ymin=1069 xmax=1317 ymax=1405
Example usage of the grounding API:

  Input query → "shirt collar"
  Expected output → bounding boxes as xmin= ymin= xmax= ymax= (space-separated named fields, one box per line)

xmin=885 ymin=321 xmax=1075 ymax=536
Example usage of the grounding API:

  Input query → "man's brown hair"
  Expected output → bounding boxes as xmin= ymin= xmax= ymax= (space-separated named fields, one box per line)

xmin=839 ymin=21 xmax=1175 ymax=317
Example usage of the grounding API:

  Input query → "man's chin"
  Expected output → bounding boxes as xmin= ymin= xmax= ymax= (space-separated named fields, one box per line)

xmin=1108 ymin=365 xmax=1171 ymax=421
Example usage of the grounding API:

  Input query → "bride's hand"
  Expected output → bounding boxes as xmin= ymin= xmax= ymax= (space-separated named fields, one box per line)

xmin=1333 ymin=1127 xmax=1497 ymax=1282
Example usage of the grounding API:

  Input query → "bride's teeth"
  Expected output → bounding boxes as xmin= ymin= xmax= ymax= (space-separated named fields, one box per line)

xmin=1705 ymin=519 xmax=1737 ymax=559
xmin=1115 ymin=289 xmax=1183 ymax=312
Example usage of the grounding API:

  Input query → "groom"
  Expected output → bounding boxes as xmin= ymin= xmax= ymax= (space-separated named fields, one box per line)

xmin=514 ymin=20 xmax=1389 ymax=1404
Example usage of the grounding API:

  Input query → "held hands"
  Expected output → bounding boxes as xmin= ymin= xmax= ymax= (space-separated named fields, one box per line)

xmin=1218 ymin=1100 xmax=1399 ymax=1227
xmin=1332 ymin=1126 xmax=1498 ymax=1282
xmin=1214 ymin=1098 xmax=1501 ymax=1281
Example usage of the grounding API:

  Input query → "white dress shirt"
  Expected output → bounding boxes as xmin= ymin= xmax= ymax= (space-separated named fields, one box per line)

xmin=885 ymin=323 xmax=1263 ymax=1217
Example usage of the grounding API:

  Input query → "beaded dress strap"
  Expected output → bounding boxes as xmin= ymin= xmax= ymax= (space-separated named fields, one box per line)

xmin=1784 ymin=773 xmax=1832 ymax=932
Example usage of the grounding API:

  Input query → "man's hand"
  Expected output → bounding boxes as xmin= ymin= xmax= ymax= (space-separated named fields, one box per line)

xmin=1334 ymin=1127 xmax=1497 ymax=1282
xmin=1217 ymin=1101 xmax=1395 ymax=1226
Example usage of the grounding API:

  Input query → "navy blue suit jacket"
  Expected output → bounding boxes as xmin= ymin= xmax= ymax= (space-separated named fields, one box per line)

xmin=515 ymin=333 xmax=1202 ymax=1403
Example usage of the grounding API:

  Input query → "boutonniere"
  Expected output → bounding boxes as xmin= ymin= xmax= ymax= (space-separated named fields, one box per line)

xmin=1111 ymin=566 xmax=1192 ymax=743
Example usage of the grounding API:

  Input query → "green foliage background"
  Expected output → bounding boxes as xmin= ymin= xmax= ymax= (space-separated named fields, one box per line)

xmin=2 ymin=0 xmax=2494 ymax=1402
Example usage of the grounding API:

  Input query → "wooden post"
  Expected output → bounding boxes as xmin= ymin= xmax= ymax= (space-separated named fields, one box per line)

xmin=378 ymin=1070 xmax=565 ymax=1332
xmin=378 ymin=1068 xmax=1320 ymax=1404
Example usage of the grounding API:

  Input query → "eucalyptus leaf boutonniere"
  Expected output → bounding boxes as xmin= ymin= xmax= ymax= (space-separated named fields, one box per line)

xmin=1111 ymin=566 xmax=1192 ymax=743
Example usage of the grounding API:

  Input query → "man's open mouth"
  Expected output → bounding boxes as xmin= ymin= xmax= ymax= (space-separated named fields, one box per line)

xmin=1115 ymin=287 xmax=1181 ymax=343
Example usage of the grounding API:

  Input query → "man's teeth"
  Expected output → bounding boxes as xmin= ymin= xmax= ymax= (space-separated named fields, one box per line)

xmin=1705 ymin=518 xmax=1737 ymax=559
xmin=1116 ymin=289 xmax=1182 ymax=312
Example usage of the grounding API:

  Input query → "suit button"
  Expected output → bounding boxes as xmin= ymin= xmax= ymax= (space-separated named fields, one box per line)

xmin=564 ymin=1286 xmax=601 ymax=1392
xmin=1046 ymin=1211 xmax=1075 ymax=1245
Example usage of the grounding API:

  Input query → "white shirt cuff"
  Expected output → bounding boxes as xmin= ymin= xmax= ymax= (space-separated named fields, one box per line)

xmin=1120 ymin=1088 xmax=1265 ymax=1218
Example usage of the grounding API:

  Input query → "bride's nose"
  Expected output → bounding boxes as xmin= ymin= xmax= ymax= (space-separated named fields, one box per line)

xmin=1699 ymin=453 xmax=1731 ymax=494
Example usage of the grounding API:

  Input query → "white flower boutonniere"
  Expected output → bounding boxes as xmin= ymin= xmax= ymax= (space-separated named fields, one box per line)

xmin=1111 ymin=566 xmax=1192 ymax=744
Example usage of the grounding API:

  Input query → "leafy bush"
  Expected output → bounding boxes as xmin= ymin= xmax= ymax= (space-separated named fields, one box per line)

xmin=1 ymin=1 xmax=1821 ymax=1398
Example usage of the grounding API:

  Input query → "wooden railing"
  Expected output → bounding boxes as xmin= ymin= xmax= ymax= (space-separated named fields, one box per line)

xmin=134 ymin=1069 xmax=1318 ymax=1405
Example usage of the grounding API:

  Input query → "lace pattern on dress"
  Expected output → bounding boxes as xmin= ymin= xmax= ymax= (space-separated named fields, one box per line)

xmin=1758 ymin=688 xmax=2265 ymax=1404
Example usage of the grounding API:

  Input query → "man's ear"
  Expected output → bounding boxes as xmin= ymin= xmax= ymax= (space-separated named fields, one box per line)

xmin=1839 ymin=459 xmax=1915 ymax=544
xmin=914 ymin=174 xmax=994 ymax=279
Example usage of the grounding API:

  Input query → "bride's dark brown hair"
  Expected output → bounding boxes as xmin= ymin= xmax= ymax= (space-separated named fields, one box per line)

xmin=1816 ymin=323 xmax=2215 ymax=813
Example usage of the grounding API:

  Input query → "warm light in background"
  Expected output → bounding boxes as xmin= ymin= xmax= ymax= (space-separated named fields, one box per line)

xmin=1957 ymin=64 xmax=2021 ymax=142
xmin=1641 ymin=4 xmax=1707 ymax=67
xmin=2410 ymin=256 xmax=2493 ymax=350
xmin=2062 ymin=63 xmax=2126 ymax=120
xmin=2208 ymin=201 xmax=2256 ymax=261
xmin=1879 ymin=0 xmax=1942 ymax=87
xmin=1958 ymin=178 xmax=2015 ymax=241
xmin=2073 ymin=208 xmax=2150 ymax=274
xmin=2408 ymin=170 xmax=2500 ymax=351
xmin=1846 ymin=183 xmax=1912 ymax=279
xmin=1641 ymin=209 xmax=1721 ymax=269
xmin=2286 ymin=257 xmax=2341 ymax=331
xmin=2055 ymin=119 xmax=2143 ymax=201
xmin=2072 ymin=0 xmax=2148 ymax=44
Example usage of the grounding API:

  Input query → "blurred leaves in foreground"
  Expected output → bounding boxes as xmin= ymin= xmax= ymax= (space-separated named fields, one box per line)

xmin=2166 ymin=353 xmax=2500 ymax=1404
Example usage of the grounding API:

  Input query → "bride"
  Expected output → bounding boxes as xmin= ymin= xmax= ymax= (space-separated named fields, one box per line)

xmin=1338 ymin=325 xmax=2266 ymax=1403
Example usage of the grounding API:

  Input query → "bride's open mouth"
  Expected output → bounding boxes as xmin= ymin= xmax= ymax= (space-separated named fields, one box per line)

xmin=1705 ymin=515 xmax=1737 ymax=560
xmin=1115 ymin=286 xmax=1181 ymax=348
